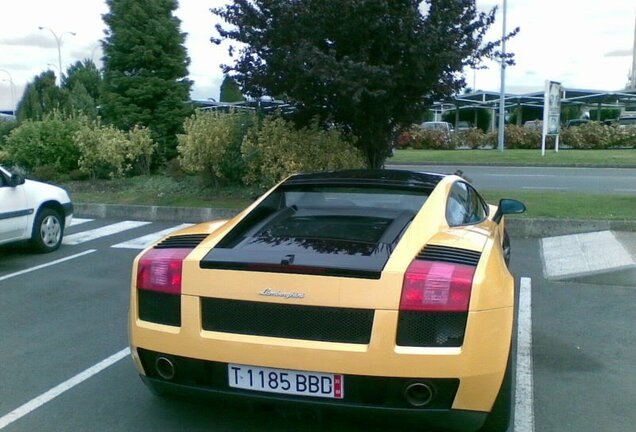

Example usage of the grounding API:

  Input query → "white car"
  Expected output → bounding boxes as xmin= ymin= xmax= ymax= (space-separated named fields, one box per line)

xmin=0 ymin=166 xmax=73 ymax=252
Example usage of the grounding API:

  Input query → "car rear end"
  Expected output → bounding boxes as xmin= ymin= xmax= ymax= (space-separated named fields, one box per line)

xmin=129 ymin=171 xmax=514 ymax=432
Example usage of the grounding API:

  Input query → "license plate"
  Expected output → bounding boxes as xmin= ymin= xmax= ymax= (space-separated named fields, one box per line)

xmin=228 ymin=364 xmax=344 ymax=399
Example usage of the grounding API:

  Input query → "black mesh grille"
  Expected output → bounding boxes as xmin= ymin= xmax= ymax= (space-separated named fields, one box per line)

xmin=138 ymin=290 xmax=181 ymax=326
xmin=154 ymin=234 xmax=208 ymax=249
xmin=396 ymin=312 xmax=468 ymax=347
xmin=417 ymin=245 xmax=481 ymax=266
xmin=201 ymin=298 xmax=374 ymax=344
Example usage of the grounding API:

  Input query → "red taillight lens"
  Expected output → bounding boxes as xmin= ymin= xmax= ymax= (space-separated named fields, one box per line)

xmin=136 ymin=248 xmax=192 ymax=295
xmin=400 ymin=260 xmax=476 ymax=312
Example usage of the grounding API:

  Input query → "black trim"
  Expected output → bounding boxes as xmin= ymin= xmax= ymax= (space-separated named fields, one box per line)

xmin=200 ymin=298 xmax=374 ymax=343
xmin=417 ymin=245 xmax=481 ymax=266
xmin=140 ymin=376 xmax=485 ymax=431
xmin=138 ymin=290 xmax=181 ymax=326
xmin=283 ymin=170 xmax=445 ymax=192
xmin=396 ymin=312 xmax=468 ymax=347
xmin=0 ymin=208 xmax=34 ymax=220
xmin=154 ymin=234 xmax=208 ymax=249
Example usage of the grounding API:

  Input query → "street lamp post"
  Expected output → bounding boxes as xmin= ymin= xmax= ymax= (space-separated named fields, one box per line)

xmin=497 ymin=0 xmax=508 ymax=152
xmin=0 ymin=69 xmax=16 ymax=116
xmin=38 ymin=26 xmax=76 ymax=85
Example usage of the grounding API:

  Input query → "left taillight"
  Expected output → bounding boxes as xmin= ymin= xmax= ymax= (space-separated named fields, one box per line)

xmin=136 ymin=248 xmax=192 ymax=295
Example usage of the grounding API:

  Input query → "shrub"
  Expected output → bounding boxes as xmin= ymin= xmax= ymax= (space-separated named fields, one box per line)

xmin=177 ymin=110 xmax=255 ymax=185
xmin=456 ymin=128 xmax=488 ymax=149
xmin=75 ymin=120 xmax=156 ymax=179
xmin=396 ymin=126 xmax=455 ymax=150
xmin=0 ymin=121 xmax=19 ymax=147
xmin=241 ymin=116 xmax=364 ymax=188
xmin=559 ymin=122 xmax=636 ymax=149
xmin=504 ymin=125 xmax=542 ymax=149
xmin=4 ymin=111 xmax=82 ymax=172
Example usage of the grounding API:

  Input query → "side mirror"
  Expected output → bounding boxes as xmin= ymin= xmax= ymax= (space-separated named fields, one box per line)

xmin=10 ymin=173 xmax=25 ymax=187
xmin=493 ymin=199 xmax=526 ymax=224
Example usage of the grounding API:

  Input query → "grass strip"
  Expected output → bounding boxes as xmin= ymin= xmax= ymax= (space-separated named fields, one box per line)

xmin=482 ymin=190 xmax=636 ymax=220
xmin=391 ymin=149 xmax=636 ymax=167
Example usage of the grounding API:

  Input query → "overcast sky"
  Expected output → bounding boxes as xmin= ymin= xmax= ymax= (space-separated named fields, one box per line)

xmin=1 ymin=0 xmax=635 ymax=111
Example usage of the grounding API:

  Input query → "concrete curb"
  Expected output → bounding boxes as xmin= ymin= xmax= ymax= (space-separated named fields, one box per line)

xmin=74 ymin=203 xmax=239 ymax=223
xmin=74 ymin=203 xmax=636 ymax=238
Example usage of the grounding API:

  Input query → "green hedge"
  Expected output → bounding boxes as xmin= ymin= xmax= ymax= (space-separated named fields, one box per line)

xmin=395 ymin=123 xmax=636 ymax=150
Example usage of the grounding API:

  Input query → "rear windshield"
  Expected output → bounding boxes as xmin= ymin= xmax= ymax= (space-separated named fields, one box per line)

xmin=202 ymin=185 xmax=429 ymax=278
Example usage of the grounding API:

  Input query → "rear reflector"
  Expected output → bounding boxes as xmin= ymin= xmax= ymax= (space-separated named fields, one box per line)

xmin=137 ymin=248 xmax=192 ymax=295
xmin=400 ymin=260 xmax=475 ymax=312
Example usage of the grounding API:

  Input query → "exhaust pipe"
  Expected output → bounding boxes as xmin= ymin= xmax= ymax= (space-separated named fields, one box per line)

xmin=404 ymin=382 xmax=434 ymax=407
xmin=155 ymin=356 xmax=176 ymax=380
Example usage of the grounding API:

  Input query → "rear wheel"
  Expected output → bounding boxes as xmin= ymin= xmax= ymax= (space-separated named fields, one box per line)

xmin=479 ymin=354 xmax=512 ymax=432
xmin=31 ymin=207 xmax=64 ymax=253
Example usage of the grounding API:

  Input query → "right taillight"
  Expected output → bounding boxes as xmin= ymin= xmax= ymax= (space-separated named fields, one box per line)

xmin=399 ymin=260 xmax=476 ymax=312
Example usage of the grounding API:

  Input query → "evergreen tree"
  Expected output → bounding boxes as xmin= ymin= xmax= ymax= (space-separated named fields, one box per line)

xmin=213 ymin=0 xmax=517 ymax=168
xmin=101 ymin=0 xmax=193 ymax=160
xmin=16 ymin=70 xmax=68 ymax=121
xmin=219 ymin=76 xmax=244 ymax=102
xmin=63 ymin=59 xmax=102 ymax=101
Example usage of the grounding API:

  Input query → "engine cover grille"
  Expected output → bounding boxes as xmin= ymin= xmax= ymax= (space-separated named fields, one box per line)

xmin=154 ymin=234 xmax=208 ymax=249
xmin=201 ymin=298 xmax=374 ymax=344
xmin=417 ymin=244 xmax=481 ymax=266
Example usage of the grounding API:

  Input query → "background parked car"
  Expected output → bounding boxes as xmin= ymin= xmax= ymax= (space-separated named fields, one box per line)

xmin=455 ymin=120 xmax=475 ymax=131
xmin=0 ymin=165 xmax=73 ymax=252
xmin=566 ymin=119 xmax=590 ymax=128
xmin=420 ymin=121 xmax=454 ymax=134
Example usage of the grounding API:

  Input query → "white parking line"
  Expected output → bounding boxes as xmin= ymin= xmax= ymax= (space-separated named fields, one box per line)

xmin=0 ymin=348 xmax=130 ymax=430
xmin=515 ymin=277 xmax=534 ymax=432
xmin=0 ymin=250 xmax=97 ymax=283
xmin=69 ymin=218 xmax=94 ymax=227
xmin=62 ymin=221 xmax=151 ymax=245
xmin=111 ymin=223 xmax=194 ymax=249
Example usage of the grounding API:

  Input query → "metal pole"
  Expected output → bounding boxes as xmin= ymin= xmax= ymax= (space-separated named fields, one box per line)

xmin=38 ymin=27 xmax=76 ymax=86
xmin=0 ymin=69 xmax=16 ymax=116
xmin=497 ymin=0 xmax=507 ymax=152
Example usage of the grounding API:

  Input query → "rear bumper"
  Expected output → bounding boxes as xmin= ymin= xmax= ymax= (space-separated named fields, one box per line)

xmin=139 ymin=370 xmax=487 ymax=432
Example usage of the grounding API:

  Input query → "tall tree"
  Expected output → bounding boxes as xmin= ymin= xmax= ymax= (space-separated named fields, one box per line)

xmin=16 ymin=70 xmax=68 ymax=121
xmin=219 ymin=75 xmax=244 ymax=102
xmin=213 ymin=0 xmax=516 ymax=168
xmin=63 ymin=59 xmax=102 ymax=101
xmin=101 ymin=0 xmax=192 ymax=160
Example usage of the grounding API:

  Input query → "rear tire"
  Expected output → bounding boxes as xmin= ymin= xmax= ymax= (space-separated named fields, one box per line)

xmin=479 ymin=354 xmax=512 ymax=432
xmin=31 ymin=207 xmax=64 ymax=253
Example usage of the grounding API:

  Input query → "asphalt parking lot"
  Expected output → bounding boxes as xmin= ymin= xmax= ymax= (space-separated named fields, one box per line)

xmin=1 ymin=218 xmax=635 ymax=431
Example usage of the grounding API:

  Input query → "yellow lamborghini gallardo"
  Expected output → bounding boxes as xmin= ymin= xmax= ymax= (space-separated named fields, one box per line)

xmin=129 ymin=169 xmax=525 ymax=432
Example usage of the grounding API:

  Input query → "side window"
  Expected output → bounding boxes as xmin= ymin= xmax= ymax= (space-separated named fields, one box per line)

xmin=446 ymin=182 xmax=470 ymax=227
xmin=466 ymin=184 xmax=488 ymax=223
xmin=446 ymin=182 xmax=488 ymax=226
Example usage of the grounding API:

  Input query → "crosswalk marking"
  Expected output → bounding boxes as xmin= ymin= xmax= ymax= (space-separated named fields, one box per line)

xmin=111 ymin=223 xmax=194 ymax=250
xmin=62 ymin=221 xmax=151 ymax=245
xmin=69 ymin=218 xmax=93 ymax=227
